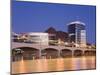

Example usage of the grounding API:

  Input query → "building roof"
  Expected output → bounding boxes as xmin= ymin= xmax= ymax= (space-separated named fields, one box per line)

xmin=27 ymin=32 xmax=48 ymax=36
xmin=67 ymin=21 xmax=85 ymax=26
xmin=12 ymin=32 xmax=19 ymax=36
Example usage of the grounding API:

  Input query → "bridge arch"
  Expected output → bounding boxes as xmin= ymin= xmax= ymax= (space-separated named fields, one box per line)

xmin=74 ymin=49 xmax=83 ymax=57
xmin=84 ymin=50 xmax=96 ymax=56
xmin=41 ymin=48 xmax=59 ymax=59
xmin=12 ymin=47 xmax=40 ymax=61
xmin=61 ymin=49 xmax=72 ymax=58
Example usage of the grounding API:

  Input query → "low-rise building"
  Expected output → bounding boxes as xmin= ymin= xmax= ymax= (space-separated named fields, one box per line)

xmin=26 ymin=32 xmax=49 ymax=45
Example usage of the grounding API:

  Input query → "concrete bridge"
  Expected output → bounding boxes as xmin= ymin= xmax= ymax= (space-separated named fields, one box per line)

xmin=12 ymin=42 xmax=96 ymax=61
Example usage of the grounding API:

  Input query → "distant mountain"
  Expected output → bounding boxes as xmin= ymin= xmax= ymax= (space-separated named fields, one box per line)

xmin=45 ymin=27 xmax=69 ymax=42
xmin=45 ymin=27 xmax=56 ymax=34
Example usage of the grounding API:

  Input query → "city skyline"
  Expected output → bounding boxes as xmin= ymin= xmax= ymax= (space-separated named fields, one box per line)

xmin=12 ymin=1 xmax=96 ymax=44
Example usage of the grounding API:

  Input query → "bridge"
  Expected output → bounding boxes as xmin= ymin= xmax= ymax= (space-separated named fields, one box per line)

xmin=12 ymin=42 xmax=96 ymax=61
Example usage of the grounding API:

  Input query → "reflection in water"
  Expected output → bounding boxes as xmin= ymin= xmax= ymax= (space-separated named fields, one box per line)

xmin=20 ymin=59 xmax=25 ymax=72
xmin=72 ymin=57 xmax=84 ymax=70
xmin=85 ymin=56 xmax=96 ymax=69
xmin=63 ymin=58 xmax=73 ymax=70
xmin=42 ymin=59 xmax=48 ymax=71
xmin=56 ymin=58 xmax=64 ymax=71
xmin=12 ymin=56 xmax=96 ymax=74
xmin=81 ymin=57 xmax=87 ymax=69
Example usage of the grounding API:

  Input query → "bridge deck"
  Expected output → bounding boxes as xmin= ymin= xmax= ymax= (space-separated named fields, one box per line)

xmin=12 ymin=42 xmax=95 ymax=51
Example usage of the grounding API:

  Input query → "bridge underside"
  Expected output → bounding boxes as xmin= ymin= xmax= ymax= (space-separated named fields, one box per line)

xmin=74 ymin=50 xmax=83 ymax=57
xmin=84 ymin=50 xmax=96 ymax=56
xmin=61 ymin=49 xmax=72 ymax=58
xmin=41 ymin=48 xmax=59 ymax=59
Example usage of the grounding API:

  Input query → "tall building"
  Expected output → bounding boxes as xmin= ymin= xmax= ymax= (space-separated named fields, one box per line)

xmin=68 ymin=21 xmax=86 ymax=47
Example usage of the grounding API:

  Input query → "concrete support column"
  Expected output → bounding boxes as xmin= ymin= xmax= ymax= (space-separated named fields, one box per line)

xmin=58 ymin=50 xmax=61 ymax=58
xmin=22 ymin=55 xmax=23 ymax=61
xmin=72 ymin=50 xmax=74 ymax=57
xmin=39 ymin=50 xmax=41 ymax=59
xmin=83 ymin=50 xmax=85 ymax=56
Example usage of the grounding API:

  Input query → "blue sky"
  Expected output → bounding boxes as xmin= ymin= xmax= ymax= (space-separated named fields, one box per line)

xmin=12 ymin=1 xmax=96 ymax=44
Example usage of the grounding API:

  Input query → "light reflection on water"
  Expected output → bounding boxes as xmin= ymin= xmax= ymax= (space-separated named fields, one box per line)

xmin=12 ymin=56 xmax=96 ymax=74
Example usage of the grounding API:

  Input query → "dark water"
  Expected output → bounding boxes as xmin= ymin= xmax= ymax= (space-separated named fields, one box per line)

xmin=12 ymin=56 xmax=96 ymax=74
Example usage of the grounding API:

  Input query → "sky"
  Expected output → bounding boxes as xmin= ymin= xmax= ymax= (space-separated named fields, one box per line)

xmin=12 ymin=1 xmax=96 ymax=44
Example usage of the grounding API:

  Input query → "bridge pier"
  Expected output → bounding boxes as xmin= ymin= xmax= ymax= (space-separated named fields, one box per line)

xmin=72 ymin=50 xmax=74 ymax=57
xmin=39 ymin=50 xmax=42 ymax=59
xmin=58 ymin=50 xmax=61 ymax=58
xmin=82 ymin=50 xmax=85 ymax=56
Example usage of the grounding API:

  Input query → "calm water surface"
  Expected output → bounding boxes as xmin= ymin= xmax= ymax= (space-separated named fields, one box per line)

xmin=12 ymin=56 xmax=96 ymax=74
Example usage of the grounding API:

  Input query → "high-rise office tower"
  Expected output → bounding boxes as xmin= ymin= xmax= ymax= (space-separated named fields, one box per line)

xmin=68 ymin=21 xmax=86 ymax=47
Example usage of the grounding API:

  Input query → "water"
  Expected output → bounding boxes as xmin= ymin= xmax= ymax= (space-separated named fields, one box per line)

xmin=12 ymin=56 xmax=96 ymax=74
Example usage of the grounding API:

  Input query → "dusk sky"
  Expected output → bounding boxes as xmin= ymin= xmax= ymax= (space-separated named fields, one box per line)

xmin=12 ymin=1 xmax=96 ymax=44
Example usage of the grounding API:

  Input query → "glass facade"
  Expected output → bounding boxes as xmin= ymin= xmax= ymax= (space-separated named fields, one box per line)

xmin=68 ymin=21 xmax=86 ymax=47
